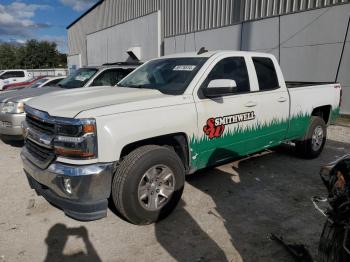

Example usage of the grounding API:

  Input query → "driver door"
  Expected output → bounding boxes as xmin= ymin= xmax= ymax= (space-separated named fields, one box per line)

xmin=193 ymin=56 xmax=260 ymax=169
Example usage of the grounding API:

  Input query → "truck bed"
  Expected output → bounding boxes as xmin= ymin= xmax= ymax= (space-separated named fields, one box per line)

xmin=286 ymin=81 xmax=336 ymax=88
xmin=287 ymin=81 xmax=340 ymax=134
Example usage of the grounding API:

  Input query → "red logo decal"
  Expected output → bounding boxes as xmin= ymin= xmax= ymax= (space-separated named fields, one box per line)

xmin=203 ymin=118 xmax=225 ymax=139
xmin=203 ymin=111 xmax=256 ymax=139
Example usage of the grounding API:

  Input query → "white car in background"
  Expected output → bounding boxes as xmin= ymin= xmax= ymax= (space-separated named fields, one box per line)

xmin=0 ymin=70 xmax=32 ymax=90
xmin=0 ymin=63 xmax=138 ymax=139
xmin=27 ymin=76 xmax=65 ymax=89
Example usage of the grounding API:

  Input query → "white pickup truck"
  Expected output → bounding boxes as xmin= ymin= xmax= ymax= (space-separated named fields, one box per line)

xmin=0 ymin=70 xmax=32 ymax=90
xmin=21 ymin=51 xmax=342 ymax=224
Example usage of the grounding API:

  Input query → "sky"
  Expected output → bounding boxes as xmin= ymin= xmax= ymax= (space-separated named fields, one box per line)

xmin=0 ymin=0 xmax=99 ymax=53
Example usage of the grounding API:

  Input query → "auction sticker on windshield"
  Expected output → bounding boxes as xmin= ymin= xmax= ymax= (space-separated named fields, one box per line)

xmin=75 ymin=76 xmax=89 ymax=82
xmin=173 ymin=65 xmax=196 ymax=71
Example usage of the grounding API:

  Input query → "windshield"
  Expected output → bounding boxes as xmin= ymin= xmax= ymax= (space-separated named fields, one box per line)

xmin=118 ymin=58 xmax=207 ymax=95
xmin=57 ymin=68 xmax=98 ymax=89
xmin=29 ymin=78 xmax=48 ymax=88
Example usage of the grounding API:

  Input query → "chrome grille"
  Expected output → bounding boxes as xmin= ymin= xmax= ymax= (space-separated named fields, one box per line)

xmin=24 ymin=106 xmax=56 ymax=168
xmin=26 ymin=114 xmax=55 ymax=135
xmin=26 ymin=139 xmax=55 ymax=168
xmin=26 ymin=139 xmax=55 ymax=162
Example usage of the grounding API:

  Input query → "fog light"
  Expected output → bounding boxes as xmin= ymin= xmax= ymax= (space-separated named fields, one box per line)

xmin=63 ymin=178 xmax=72 ymax=194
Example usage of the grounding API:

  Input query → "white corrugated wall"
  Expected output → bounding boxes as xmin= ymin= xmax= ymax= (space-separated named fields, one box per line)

xmin=67 ymin=0 xmax=350 ymax=64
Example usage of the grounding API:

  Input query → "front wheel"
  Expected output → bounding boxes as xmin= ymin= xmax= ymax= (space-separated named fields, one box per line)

xmin=112 ymin=145 xmax=185 ymax=225
xmin=296 ymin=116 xmax=327 ymax=159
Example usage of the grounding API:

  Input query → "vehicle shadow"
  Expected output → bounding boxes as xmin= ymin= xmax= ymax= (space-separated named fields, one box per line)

xmin=155 ymin=140 xmax=350 ymax=262
xmin=44 ymin=223 xmax=101 ymax=262
xmin=0 ymin=135 xmax=24 ymax=148
xmin=155 ymin=200 xmax=228 ymax=261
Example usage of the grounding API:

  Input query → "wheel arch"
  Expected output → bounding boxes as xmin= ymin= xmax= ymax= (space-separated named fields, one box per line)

xmin=119 ymin=133 xmax=191 ymax=172
xmin=312 ymin=105 xmax=332 ymax=125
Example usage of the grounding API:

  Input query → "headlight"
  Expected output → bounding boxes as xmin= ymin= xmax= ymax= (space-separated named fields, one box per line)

xmin=1 ymin=102 xmax=24 ymax=114
xmin=53 ymin=118 xmax=97 ymax=159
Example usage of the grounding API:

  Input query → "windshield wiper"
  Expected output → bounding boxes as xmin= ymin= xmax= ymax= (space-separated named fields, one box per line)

xmin=129 ymin=85 xmax=145 ymax=88
xmin=117 ymin=84 xmax=154 ymax=89
xmin=58 ymin=84 xmax=76 ymax=89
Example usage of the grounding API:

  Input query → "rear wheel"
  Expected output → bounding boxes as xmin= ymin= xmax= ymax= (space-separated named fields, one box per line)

xmin=112 ymin=145 xmax=185 ymax=225
xmin=296 ymin=116 xmax=327 ymax=159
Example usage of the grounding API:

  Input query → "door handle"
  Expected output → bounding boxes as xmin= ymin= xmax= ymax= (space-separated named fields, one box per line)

xmin=277 ymin=97 xmax=287 ymax=103
xmin=245 ymin=101 xmax=257 ymax=107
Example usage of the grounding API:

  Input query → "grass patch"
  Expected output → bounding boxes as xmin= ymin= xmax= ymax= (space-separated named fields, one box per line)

xmin=189 ymin=112 xmax=311 ymax=169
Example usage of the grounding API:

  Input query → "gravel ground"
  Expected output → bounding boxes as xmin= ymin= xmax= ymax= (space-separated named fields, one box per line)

xmin=0 ymin=125 xmax=349 ymax=262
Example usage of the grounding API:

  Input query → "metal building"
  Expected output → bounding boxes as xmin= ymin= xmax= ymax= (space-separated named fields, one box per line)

xmin=67 ymin=0 xmax=350 ymax=114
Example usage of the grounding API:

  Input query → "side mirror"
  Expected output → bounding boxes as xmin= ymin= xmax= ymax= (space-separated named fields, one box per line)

xmin=203 ymin=79 xmax=237 ymax=98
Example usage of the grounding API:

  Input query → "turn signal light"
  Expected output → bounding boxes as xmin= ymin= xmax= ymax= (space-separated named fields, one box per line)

xmin=83 ymin=123 xmax=96 ymax=133
xmin=55 ymin=147 xmax=95 ymax=158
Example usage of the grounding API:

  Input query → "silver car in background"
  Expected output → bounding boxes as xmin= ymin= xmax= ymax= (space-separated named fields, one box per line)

xmin=0 ymin=63 xmax=139 ymax=139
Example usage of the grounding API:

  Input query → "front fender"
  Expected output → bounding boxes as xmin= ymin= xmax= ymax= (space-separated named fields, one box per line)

xmin=95 ymin=104 xmax=197 ymax=163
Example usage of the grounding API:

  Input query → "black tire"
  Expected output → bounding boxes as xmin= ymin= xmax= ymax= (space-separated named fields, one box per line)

xmin=318 ymin=220 xmax=350 ymax=262
xmin=112 ymin=145 xmax=185 ymax=225
xmin=296 ymin=116 xmax=327 ymax=159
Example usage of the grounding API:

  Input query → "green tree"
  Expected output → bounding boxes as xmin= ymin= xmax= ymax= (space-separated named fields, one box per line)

xmin=0 ymin=44 xmax=17 ymax=69
xmin=15 ymin=45 xmax=26 ymax=68
xmin=0 ymin=39 xmax=67 ymax=69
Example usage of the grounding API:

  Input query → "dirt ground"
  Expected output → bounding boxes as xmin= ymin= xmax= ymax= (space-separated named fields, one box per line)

xmin=0 ymin=125 xmax=349 ymax=262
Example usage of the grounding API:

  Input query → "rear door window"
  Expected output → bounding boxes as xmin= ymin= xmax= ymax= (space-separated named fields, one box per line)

xmin=252 ymin=57 xmax=279 ymax=91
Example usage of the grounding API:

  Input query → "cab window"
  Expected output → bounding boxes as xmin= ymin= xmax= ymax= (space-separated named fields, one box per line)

xmin=0 ymin=71 xmax=25 ymax=79
xmin=203 ymin=57 xmax=250 ymax=94
xmin=0 ymin=72 xmax=14 ymax=79
xmin=91 ymin=69 xmax=133 ymax=87
xmin=252 ymin=57 xmax=279 ymax=91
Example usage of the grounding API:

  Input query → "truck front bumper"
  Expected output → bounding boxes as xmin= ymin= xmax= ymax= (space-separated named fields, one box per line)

xmin=0 ymin=112 xmax=25 ymax=137
xmin=21 ymin=150 xmax=114 ymax=221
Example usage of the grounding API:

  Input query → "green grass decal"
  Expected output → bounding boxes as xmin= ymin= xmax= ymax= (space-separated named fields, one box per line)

xmin=330 ymin=107 xmax=340 ymax=124
xmin=190 ymin=112 xmax=311 ymax=170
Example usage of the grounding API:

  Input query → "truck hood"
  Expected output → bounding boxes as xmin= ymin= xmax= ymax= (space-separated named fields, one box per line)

xmin=26 ymin=86 xmax=183 ymax=118
xmin=0 ymin=86 xmax=61 ymax=103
